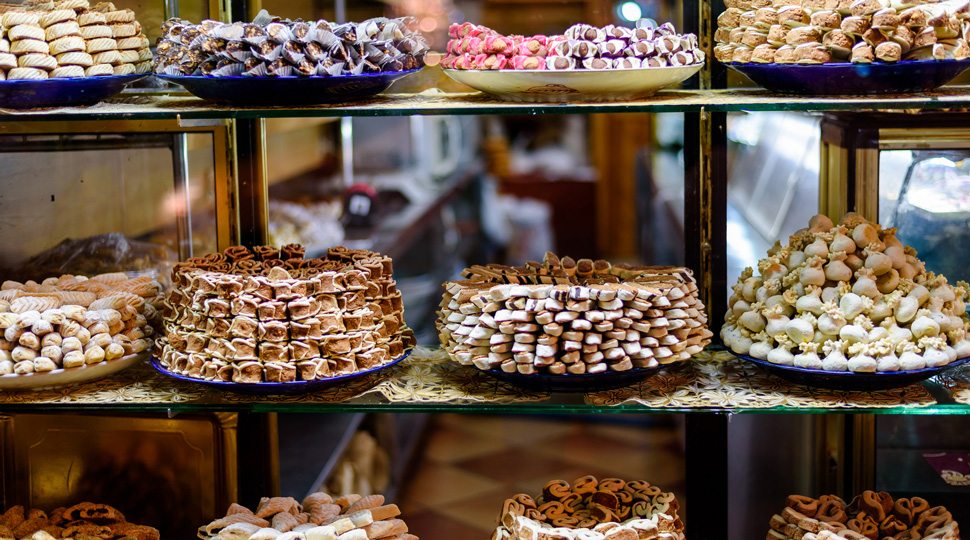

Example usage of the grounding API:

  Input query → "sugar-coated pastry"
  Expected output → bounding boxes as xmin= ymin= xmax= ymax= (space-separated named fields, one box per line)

xmin=874 ymin=40 xmax=902 ymax=61
xmin=48 ymin=35 xmax=86 ymax=54
xmin=18 ymin=53 xmax=58 ymax=70
xmin=51 ymin=65 xmax=86 ymax=77
xmin=7 ymin=66 xmax=48 ymax=79
xmin=39 ymin=8 xmax=77 ymax=28
xmin=79 ymin=24 xmax=113 ymax=39
xmin=84 ymin=63 xmax=114 ymax=76
xmin=85 ymin=37 xmax=117 ymax=53
xmin=751 ymin=43 xmax=778 ymax=62
xmin=8 ymin=24 xmax=47 ymax=42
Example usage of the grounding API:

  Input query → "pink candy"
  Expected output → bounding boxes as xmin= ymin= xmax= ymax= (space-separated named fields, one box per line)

xmin=510 ymin=55 xmax=545 ymax=70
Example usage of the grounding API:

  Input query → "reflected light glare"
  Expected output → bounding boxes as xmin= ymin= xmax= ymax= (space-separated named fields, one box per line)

xmin=618 ymin=1 xmax=643 ymax=21
xmin=419 ymin=17 xmax=438 ymax=32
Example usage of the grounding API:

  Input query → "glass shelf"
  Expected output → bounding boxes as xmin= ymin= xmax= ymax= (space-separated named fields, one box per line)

xmin=3 ymin=87 xmax=970 ymax=121
xmin=2 ymin=347 xmax=968 ymax=415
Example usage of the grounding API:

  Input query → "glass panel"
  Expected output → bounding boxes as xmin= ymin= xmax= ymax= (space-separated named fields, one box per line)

xmin=879 ymin=150 xmax=970 ymax=285
xmin=115 ymin=0 xmax=212 ymax=42
xmin=0 ymin=128 xmax=217 ymax=281
xmin=725 ymin=112 xmax=821 ymax=291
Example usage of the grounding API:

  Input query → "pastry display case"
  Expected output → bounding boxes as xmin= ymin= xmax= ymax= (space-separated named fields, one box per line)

xmin=0 ymin=0 xmax=969 ymax=539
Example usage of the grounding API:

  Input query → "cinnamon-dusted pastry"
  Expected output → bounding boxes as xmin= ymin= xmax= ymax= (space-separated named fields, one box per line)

xmin=811 ymin=9 xmax=842 ymax=29
xmin=743 ymin=27 xmax=770 ymax=46
xmin=874 ymin=39 xmax=902 ymax=60
xmin=767 ymin=24 xmax=790 ymax=44
xmin=840 ymin=15 xmax=870 ymax=35
xmin=851 ymin=41 xmax=875 ymax=61
xmin=755 ymin=7 xmax=780 ymax=28
xmin=786 ymin=25 xmax=823 ymax=45
xmin=778 ymin=5 xmax=811 ymax=26
xmin=822 ymin=29 xmax=855 ymax=56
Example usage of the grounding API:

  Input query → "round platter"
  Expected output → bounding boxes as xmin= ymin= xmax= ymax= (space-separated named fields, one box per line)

xmin=737 ymin=353 xmax=970 ymax=391
xmin=0 ymin=74 xmax=148 ymax=109
xmin=726 ymin=59 xmax=970 ymax=95
xmin=0 ymin=352 xmax=147 ymax=392
xmin=149 ymin=349 xmax=412 ymax=394
xmin=442 ymin=64 xmax=703 ymax=102
xmin=483 ymin=363 xmax=679 ymax=393
xmin=157 ymin=69 xmax=421 ymax=105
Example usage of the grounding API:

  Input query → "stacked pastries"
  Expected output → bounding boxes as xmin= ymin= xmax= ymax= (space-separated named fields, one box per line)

xmin=493 ymin=476 xmax=684 ymax=540
xmin=0 ymin=273 xmax=159 ymax=376
xmin=443 ymin=20 xmax=704 ymax=71
xmin=0 ymin=0 xmax=151 ymax=80
xmin=768 ymin=491 xmax=959 ymax=540
xmin=153 ymin=11 xmax=428 ymax=77
xmin=714 ymin=0 xmax=970 ymax=64
xmin=158 ymin=245 xmax=413 ymax=384
xmin=200 ymin=492 xmax=416 ymax=540
xmin=438 ymin=253 xmax=712 ymax=376
xmin=0 ymin=502 xmax=159 ymax=540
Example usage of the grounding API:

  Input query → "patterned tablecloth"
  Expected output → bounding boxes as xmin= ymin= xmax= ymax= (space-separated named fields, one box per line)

xmin=0 ymin=347 xmax=948 ymax=410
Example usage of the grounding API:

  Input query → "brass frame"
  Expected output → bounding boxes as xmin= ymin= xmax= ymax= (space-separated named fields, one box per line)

xmin=0 ymin=119 xmax=237 ymax=250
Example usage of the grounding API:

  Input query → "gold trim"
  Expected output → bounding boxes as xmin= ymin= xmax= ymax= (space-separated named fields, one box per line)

xmin=851 ymin=415 xmax=876 ymax=493
xmin=819 ymin=141 xmax=849 ymax=219
xmin=698 ymin=108 xmax=714 ymax=310
xmin=214 ymin=413 xmax=240 ymax=505
xmin=854 ymin=148 xmax=879 ymax=221
xmin=878 ymin=128 xmax=970 ymax=150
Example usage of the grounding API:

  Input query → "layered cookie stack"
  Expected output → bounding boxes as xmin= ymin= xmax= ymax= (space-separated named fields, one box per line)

xmin=767 ymin=491 xmax=959 ymax=540
xmin=200 ymin=492 xmax=417 ymax=540
xmin=0 ymin=0 xmax=151 ymax=80
xmin=0 ymin=273 xmax=159 ymax=376
xmin=158 ymin=245 xmax=413 ymax=384
xmin=721 ymin=213 xmax=970 ymax=373
xmin=493 ymin=476 xmax=685 ymax=540
xmin=0 ymin=502 xmax=159 ymax=540
xmin=438 ymin=253 xmax=712 ymax=376
xmin=714 ymin=0 xmax=970 ymax=64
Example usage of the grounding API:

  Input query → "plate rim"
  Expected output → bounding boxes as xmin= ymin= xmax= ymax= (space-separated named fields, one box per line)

xmin=155 ymin=68 xmax=422 ymax=81
xmin=0 ymin=352 xmax=148 ymax=389
xmin=725 ymin=58 xmax=970 ymax=68
xmin=443 ymin=63 xmax=704 ymax=75
xmin=484 ymin=360 xmax=680 ymax=381
xmin=0 ymin=73 xmax=149 ymax=85
xmin=736 ymin=352 xmax=970 ymax=378
xmin=149 ymin=348 xmax=412 ymax=390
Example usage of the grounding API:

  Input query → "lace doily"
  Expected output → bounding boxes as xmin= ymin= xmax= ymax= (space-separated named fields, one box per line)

xmin=586 ymin=349 xmax=936 ymax=409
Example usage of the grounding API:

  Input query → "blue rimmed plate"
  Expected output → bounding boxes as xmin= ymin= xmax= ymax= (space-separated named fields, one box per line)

xmin=484 ymin=362 xmax=682 ymax=393
xmin=149 ymin=349 xmax=411 ymax=395
xmin=737 ymin=353 xmax=970 ymax=391
xmin=726 ymin=59 xmax=970 ymax=95
xmin=0 ymin=352 xmax=147 ymax=391
xmin=157 ymin=68 xmax=421 ymax=105
xmin=0 ymin=74 xmax=148 ymax=109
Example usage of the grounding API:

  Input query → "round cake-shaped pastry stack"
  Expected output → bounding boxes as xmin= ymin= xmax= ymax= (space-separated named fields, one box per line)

xmin=714 ymin=0 xmax=970 ymax=64
xmin=722 ymin=213 xmax=970 ymax=373
xmin=767 ymin=490 xmax=959 ymax=540
xmin=438 ymin=253 xmax=712 ymax=376
xmin=153 ymin=11 xmax=429 ymax=77
xmin=0 ymin=273 xmax=159 ymax=376
xmin=0 ymin=0 xmax=151 ymax=80
xmin=443 ymin=19 xmax=704 ymax=70
xmin=157 ymin=245 xmax=414 ymax=384
xmin=198 ymin=491 xmax=414 ymax=540
xmin=493 ymin=476 xmax=685 ymax=540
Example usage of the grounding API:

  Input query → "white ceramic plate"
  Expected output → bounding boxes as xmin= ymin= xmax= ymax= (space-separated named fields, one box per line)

xmin=0 ymin=352 xmax=147 ymax=392
xmin=442 ymin=64 xmax=702 ymax=102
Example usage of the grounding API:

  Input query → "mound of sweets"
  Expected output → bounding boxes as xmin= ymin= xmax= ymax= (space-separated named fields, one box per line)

xmin=715 ymin=0 xmax=970 ymax=64
xmin=0 ymin=273 xmax=160 ymax=376
xmin=158 ymin=245 xmax=414 ymax=384
xmin=0 ymin=0 xmax=151 ymax=80
xmin=0 ymin=502 xmax=158 ymax=540
xmin=768 ymin=491 xmax=958 ymax=540
xmin=493 ymin=476 xmax=684 ymax=540
xmin=153 ymin=10 xmax=428 ymax=78
xmin=442 ymin=19 xmax=704 ymax=71
xmin=200 ymin=492 xmax=416 ymax=540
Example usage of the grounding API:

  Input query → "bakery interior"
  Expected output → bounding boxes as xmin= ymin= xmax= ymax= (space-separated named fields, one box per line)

xmin=2 ymin=0 xmax=970 ymax=539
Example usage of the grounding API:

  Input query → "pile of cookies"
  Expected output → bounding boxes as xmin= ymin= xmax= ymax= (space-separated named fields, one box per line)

xmin=0 ymin=502 xmax=159 ymax=540
xmin=0 ymin=273 xmax=159 ymax=376
xmin=199 ymin=492 xmax=416 ymax=540
xmin=443 ymin=19 xmax=704 ymax=70
xmin=0 ymin=0 xmax=151 ymax=80
xmin=721 ymin=213 xmax=970 ymax=373
xmin=158 ymin=245 xmax=414 ymax=384
xmin=714 ymin=0 xmax=970 ymax=64
xmin=153 ymin=11 xmax=428 ymax=77
xmin=768 ymin=491 xmax=959 ymax=539
xmin=438 ymin=253 xmax=712 ymax=376
xmin=493 ymin=476 xmax=685 ymax=540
